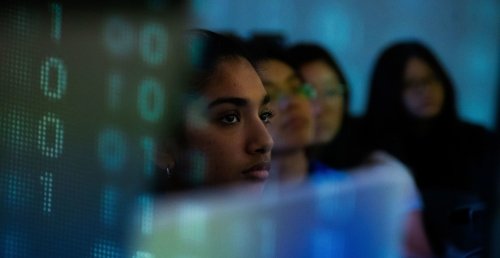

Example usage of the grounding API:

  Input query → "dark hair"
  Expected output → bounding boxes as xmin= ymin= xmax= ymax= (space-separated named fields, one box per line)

xmin=286 ymin=43 xmax=373 ymax=169
xmin=188 ymin=29 xmax=256 ymax=93
xmin=245 ymin=34 xmax=291 ymax=68
xmin=154 ymin=29 xmax=256 ymax=193
xmin=286 ymin=43 xmax=351 ymax=114
xmin=364 ymin=40 xmax=458 ymax=130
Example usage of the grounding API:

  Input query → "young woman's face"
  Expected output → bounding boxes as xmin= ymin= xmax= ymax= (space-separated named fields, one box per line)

xmin=402 ymin=57 xmax=445 ymax=119
xmin=299 ymin=60 xmax=344 ymax=145
xmin=258 ymin=59 xmax=314 ymax=151
xmin=185 ymin=57 xmax=274 ymax=187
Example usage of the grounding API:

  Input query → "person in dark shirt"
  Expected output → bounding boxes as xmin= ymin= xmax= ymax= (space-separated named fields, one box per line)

xmin=288 ymin=43 xmax=433 ymax=257
xmin=363 ymin=40 xmax=497 ymax=256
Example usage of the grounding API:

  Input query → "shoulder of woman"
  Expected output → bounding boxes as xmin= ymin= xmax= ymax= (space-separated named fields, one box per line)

xmin=454 ymin=120 xmax=492 ymax=135
xmin=453 ymin=120 xmax=497 ymax=148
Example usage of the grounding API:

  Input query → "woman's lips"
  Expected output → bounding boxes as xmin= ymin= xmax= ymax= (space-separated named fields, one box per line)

xmin=242 ymin=162 xmax=271 ymax=181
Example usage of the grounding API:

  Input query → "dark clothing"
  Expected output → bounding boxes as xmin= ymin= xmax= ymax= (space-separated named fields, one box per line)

xmin=366 ymin=118 xmax=497 ymax=256
xmin=311 ymin=116 xmax=372 ymax=170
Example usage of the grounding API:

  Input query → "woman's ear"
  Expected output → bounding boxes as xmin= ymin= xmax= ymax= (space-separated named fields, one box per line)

xmin=152 ymin=146 xmax=176 ymax=193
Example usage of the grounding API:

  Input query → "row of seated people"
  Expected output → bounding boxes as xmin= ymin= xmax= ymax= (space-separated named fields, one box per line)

xmin=153 ymin=29 xmax=499 ymax=258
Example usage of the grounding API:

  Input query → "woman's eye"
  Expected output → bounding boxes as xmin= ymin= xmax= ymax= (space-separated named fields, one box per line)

xmin=260 ymin=111 xmax=274 ymax=124
xmin=220 ymin=114 xmax=240 ymax=124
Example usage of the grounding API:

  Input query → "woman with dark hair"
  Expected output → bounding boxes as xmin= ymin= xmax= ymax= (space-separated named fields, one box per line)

xmin=154 ymin=30 xmax=274 ymax=192
xmin=245 ymin=37 xmax=316 ymax=184
xmin=288 ymin=43 xmax=433 ymax=257
xmin=287 ymin=43 xmax=371 ymax=169
xmin=364 ymin=40 xmax=496 ymax=256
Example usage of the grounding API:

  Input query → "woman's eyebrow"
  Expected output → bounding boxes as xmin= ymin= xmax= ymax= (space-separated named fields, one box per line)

xmin=208 ymin=97 xmax=248 ymax=108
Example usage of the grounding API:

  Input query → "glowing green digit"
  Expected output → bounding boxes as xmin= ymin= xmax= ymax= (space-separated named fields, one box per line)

xmin=40 ymin=172 xmax=53 ymax=214
xmin=137 ymin=78 xmax=165 ymax=122
xmin=139 ymin=23 xmax=168 ymax=65
xmin=40 ymin=57 xmax=67 ymax=100
xmin=104 ymin=16 xmax=134 ymax=57
xmin=91 ymin=239 xmax=120 ymax=258
xmin=37 ymin=113 xmax=64 ymax=158
xmin=98 ymin=128 xmax=126 ymax=172
xmin=50 ymin=2 xmax=62 ymax=42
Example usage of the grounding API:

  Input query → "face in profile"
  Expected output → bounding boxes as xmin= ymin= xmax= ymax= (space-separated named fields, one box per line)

xmin=402 ymin=57 xmax=445 ymax=119
xmin=185 ymin=57 xmax=274 ymax=187
xmin=299 ymin=60 xmax=344 ymax=145
xmin=257 ymin=59 xmax=314 ymax=151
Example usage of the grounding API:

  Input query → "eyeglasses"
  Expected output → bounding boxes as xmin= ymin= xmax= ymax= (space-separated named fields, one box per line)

xmin=319 ymin=85 xmax=345 ymax=98
xmin=267 ymin=83 xmax=346 ymax=102
xmin=267 ymin=83 xmax=317 ymax=101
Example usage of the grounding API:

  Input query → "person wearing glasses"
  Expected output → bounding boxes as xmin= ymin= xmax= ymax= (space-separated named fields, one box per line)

xmin=287 ymin=43 xmax=434 ymax=257
xmin=246 ymin=39 xmax=317 ymax=184
xmin=287 ymin=44 xmax=371 ymax=171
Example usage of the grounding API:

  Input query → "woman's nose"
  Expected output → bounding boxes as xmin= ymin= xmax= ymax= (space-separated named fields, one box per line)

xmin=247 ymin=118 xmax=274 ymax=155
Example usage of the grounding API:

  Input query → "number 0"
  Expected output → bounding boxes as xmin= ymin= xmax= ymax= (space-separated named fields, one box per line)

xmin=37 ymin=113 xmax=64 ymax=158
xmin=40 ymin=57 xmax=67 ymax=100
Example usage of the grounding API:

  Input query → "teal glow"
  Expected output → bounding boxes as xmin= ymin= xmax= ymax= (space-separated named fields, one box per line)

xmin=4 ymin=110 xmax=30 ymax=155
xmin=141 ymin=136 xmax=154 ymax=177
xmin=50 ymin=2 xmax=62 ymax=42
xmin=91 ymin=240 xmax=120 ymax=258
xmin=228 ymin=221 xmax=249 ymax=254
xmin=309 ymin=5 xmax=353 ymax=51
xmin=108 ymin=72 xmax=122 ymax=111
xmin=178 ymin=204 xmax=208 ymax=245
xmin=3 ymin=172 xmax=33 ymax=212
xmin=97 ymin=128 xmax=127 ymax=172
xmin=40 ymin=57 xmax=67 ymax=100
xmin=37 ymin=112 xmax=64 ymax=158
xmin=140 ymin=23 xmax=168 ymax=65
xmin=104 ymin=17 xmax=134 ymax=57
xmin=101 ymin=186 xmax=118 ymax=226
xmin=139 ymin=195 xmax=153 ymax=235
xmin=40 ymin=172 xmax=53 ymax=214
xmin=133 ymin=251 xmax=154 ymax=258
xmin=137 ymin=78 xmax=165 ymax=122
xmin=2 ymin=230 xmax=28 ymax=258
xmin=259 ymin=219 xmax=276 ymax=258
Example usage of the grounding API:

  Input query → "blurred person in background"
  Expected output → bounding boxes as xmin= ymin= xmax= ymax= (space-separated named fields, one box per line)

xmin=287 ymin=43 xmax=372 ymax=169
xmin=364 ymin=40 xmax=497 ymax=257
xmin=247 ymin=38 xmax=318 ymax=184
xmin=287 ymin=43 xmax=433 ymax=257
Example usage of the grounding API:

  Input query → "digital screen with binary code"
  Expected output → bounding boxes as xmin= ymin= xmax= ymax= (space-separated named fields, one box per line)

xmin=0 ymin=1 xmax=186 ymax=257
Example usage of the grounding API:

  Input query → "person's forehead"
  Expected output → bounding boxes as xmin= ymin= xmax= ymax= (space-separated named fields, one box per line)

xmin=260 ymin=59 xmax=295 ymax=81
xmin=204 ymin=58 xmax=266 ymax=100
xmin=405 ymin=58 xmax=434 ymax=77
